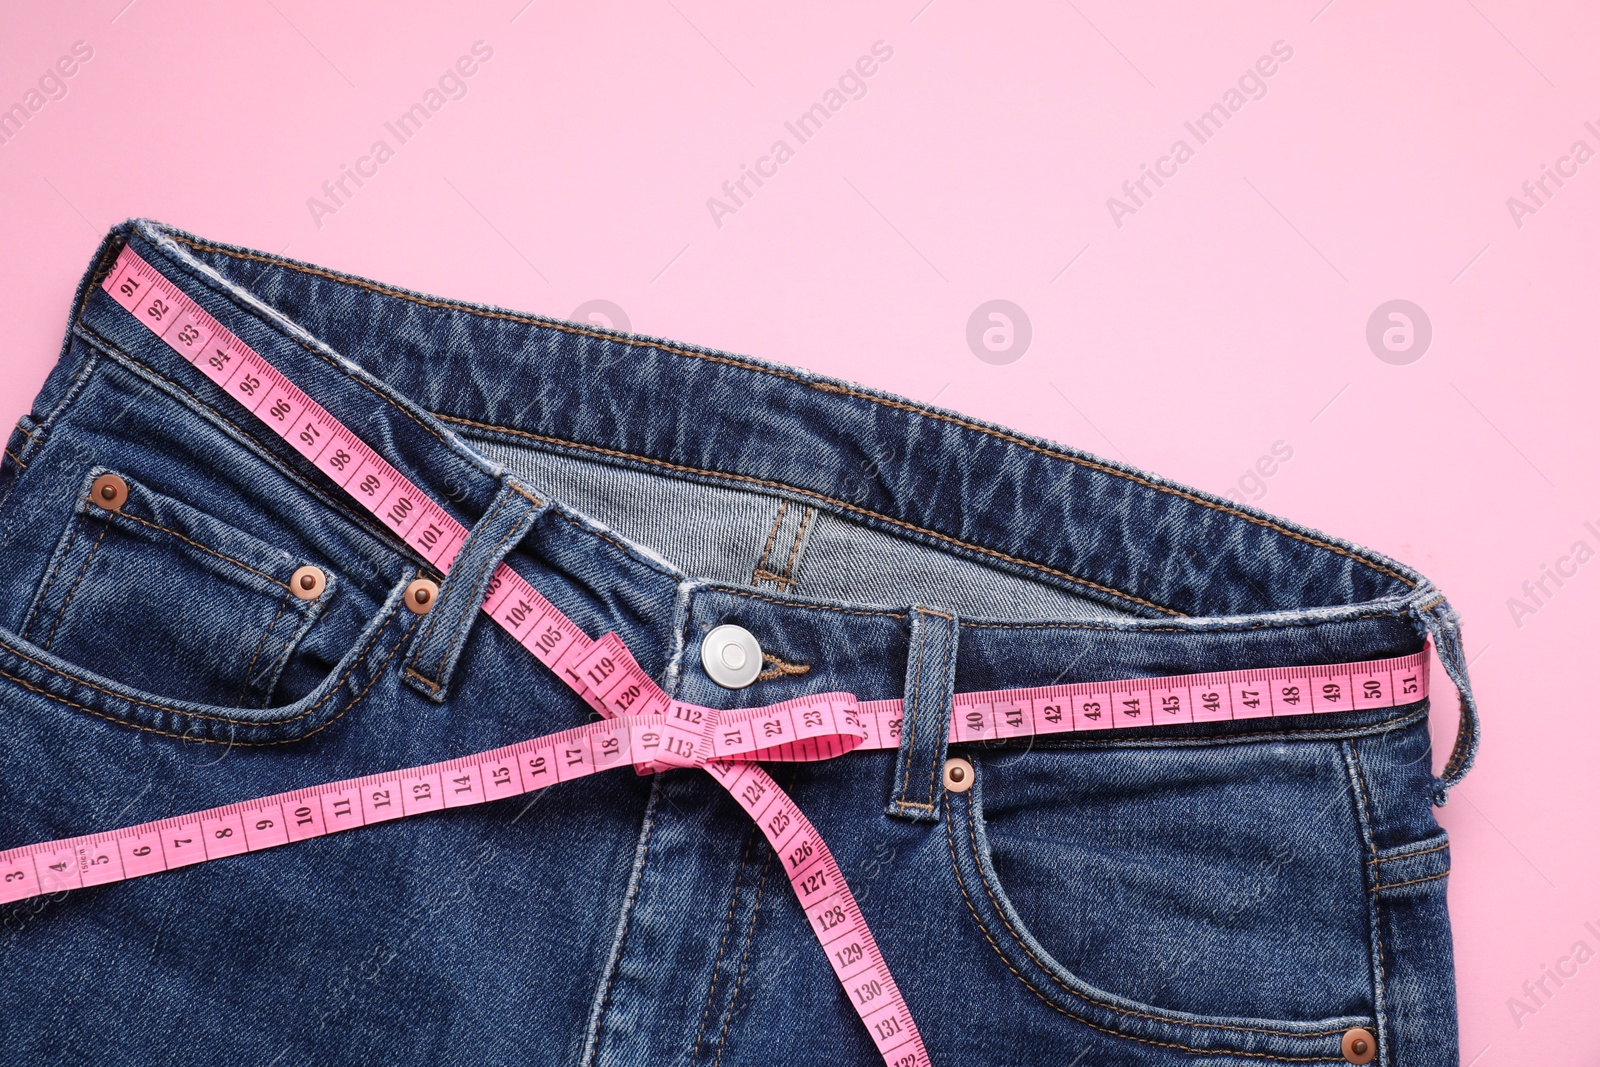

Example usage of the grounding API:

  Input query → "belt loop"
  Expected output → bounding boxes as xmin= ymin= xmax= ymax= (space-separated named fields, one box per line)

xmin=886 ymin=606 xmax=958 ymax=823
xmin=1413 ymin=592 xmax=1480 ymax=806
xmin=402 ymin=478 xmax=545 ymax=703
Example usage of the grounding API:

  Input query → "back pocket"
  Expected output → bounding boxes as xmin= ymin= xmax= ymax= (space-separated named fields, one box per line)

xmin=21 ymin=467 xmax=334 ymax=708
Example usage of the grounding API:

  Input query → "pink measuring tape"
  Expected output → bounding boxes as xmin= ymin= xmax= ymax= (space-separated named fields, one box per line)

xmin=0 ymin=246 xmax=1434 ymax=1065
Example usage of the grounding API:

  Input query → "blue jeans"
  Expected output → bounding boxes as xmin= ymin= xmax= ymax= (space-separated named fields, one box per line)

xmin=0 ymin=220 xmax=1476 ymax=1066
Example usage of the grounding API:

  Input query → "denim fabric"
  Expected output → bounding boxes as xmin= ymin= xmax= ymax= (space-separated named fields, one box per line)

xmin=0 ymin=220 xmax=1470 ymax=1066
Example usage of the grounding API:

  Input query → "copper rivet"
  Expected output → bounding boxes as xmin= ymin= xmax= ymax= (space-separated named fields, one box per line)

xmin=943 ymin=757 xmax=974 ymax=793
xmin=1341 ymin=1027 xmax=1376 ymax=1065
xmin=290 ymin=565 xmax=326 ymax=601
xmin=90 ymin=473 xmax=128 ymax=512
xmin=405 ymin=578 xmax=439 ymax=614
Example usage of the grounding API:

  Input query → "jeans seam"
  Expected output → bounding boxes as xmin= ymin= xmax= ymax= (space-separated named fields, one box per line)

xmin=976 ymin=706 xmax=1428 ymax=750
xmin=1372 ymin=870 xmax=1450 ymax=893
xmin=690 ymin=825 xmax=759 ymax=1065
xmin=39 ymin=344 xmax=102 ymax=436
xmin=711 ymin=843 xmax=775 ymax=1066
xmin=581 ymin=776 xmax=662 ymax=1067
xmin=713 ymin=587 xmax=903 ymax=618
xmin=401 ymin=667 xmax=442 ymax=693
xmin=1348 ymin=742 xmax=1381 ymax=865
xmin=1344 ymin=740 xmax=1391 ymax=1062
xmin=750 ymin=500 xmax=788 ymax=586
xmin=550 ymin=506 xmax=667 ymax=575
xmin=1366 ymin=840 xmax=1449 ymax=866
xmin=778 ymin=506 xmax=815 ymax=586
xmin=943 ymin=792 xmax=1350 ymax=1058
xmin=960 ymin=611 xmax=1404 ymax=632
xmin=663 ymin=585 xmax=1411 ymax=633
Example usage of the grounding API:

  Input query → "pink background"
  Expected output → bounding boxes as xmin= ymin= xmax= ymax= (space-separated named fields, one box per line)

xmin=2 ymin=1 xmax=1596 ymax=1060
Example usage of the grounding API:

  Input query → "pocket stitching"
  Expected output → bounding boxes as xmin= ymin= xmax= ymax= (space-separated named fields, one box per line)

xmin=0 ymin=584 xmax=401 ymax=728
xmin=1371 ymin=870 xmax=1449 ymax=893
xmin=949 ymin=784 xmax=1359 ymax=1040
xmin=22 ymin=511 xmax=87 ymax=643
xmin=43 ymin=520 xmax=110 ymax=651
xmin=235 ymin=587 xmax=296 ymax=707
xmin=108 ymin=507 xmax=293 ymax=590
xmin=1366 ymin=840 xmax=1448 ymax=867
xmin=0 ymin=607 xmax=419 ymax=746
xmin=27 ymin=472 xmax=327 ymax=712
xmin=944 ymin=793 xmax=1351 ymax=1060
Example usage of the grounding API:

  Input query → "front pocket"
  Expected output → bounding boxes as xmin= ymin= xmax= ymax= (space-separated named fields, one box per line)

xmin=21 ymin=468 xmax=332 ymax=708
xmin=945 ymin=749 xmax=1377 ymax=1060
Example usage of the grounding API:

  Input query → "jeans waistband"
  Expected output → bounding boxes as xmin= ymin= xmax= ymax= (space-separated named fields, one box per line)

xmin=43 ymin=219 xmax=1477 ymax=796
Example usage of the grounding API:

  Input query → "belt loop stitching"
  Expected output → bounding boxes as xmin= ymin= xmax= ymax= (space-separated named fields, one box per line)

xmin=887 ymin=605 xmax=956 ymax=821
xmin=779 ymin=506 xmax=816 ymax=586
xmin=750 ymin=500 xmax=788 ymax=586
xmin=921 ymin=609 xmax=957 ymax=809
xmin=402 ymin=480 xmax=543 ymax=702
xmin=413 ymin=489 xmax=510 ymax=679
xmin=897 ymin=622 xmax=926 ymax=807
xmin=1409 ymin=590 xmax=1479 ymax=805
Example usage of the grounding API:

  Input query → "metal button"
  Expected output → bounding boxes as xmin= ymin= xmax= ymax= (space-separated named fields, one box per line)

xmin=1341 ymin=1027 xmax=1376 ymax=1065
xmin=943 ymin=757 xmax=974 ymax=793
xmin=290 ymin=565 xmax=327 ymax=600
xmin=89 ymin=473 xmax=128 ymax=512
xmin=404 ymin=578 xmax=439 ymax=614
xmin=701 ymin=624 xmax=762 ymax=689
